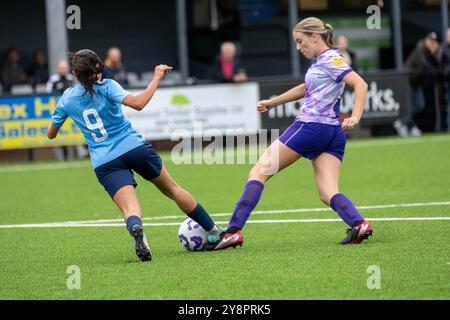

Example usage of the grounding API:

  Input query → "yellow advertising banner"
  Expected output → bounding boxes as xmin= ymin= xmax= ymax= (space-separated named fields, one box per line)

xmin=0 ymin=95 xmax=84 ymax=150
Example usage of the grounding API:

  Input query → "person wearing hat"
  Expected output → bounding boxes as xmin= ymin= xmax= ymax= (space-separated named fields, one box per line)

xmin=394 ymin=32 xmax=440 ymax=137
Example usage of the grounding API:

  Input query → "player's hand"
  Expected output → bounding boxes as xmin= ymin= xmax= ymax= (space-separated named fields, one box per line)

xmin=154 ymin=64 xmax=173 ymax=80
xmin=257 ymin=100 xmax=275 ymax=113
xmin=342 ymin=116 xmax=360 ymax=132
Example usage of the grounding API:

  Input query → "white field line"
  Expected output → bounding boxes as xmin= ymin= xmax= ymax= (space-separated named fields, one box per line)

xmin=0 ymin=217 xmax=449 ymax=229
xmin=1 ymin=135 xmax=450 ymax=174
xmin=0 ymin=201 xmax=449 ymax=229
xmin=35 ymin=201 xmax=450 ymax=225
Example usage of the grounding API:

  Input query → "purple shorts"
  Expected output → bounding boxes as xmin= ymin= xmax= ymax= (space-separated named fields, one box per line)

xmin=278 ymin=121 xmax=346 ymax=161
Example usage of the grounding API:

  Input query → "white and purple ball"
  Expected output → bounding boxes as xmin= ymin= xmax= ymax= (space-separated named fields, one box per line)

xmin=178 ymin=218 xmax=208 ymax=251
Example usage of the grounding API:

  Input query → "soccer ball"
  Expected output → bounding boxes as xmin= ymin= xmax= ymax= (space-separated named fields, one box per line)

xmin=178 ymin=218 xmax=208 ymax=251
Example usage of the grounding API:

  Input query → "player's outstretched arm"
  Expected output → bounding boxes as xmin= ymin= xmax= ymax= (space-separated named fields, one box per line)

xmin=122 ymin=64 xmax=172 ymax=111
xmin=342 ymin=71 xmax=368 ymax=132
xmin=257 ymin=83 xmax=306 ymax=113
xmin=47 ymin=124 xmax=60 ymax=139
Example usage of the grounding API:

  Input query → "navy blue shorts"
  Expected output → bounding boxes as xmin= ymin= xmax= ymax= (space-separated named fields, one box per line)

xmin=278 ymin=121 xmax=346 ymax=161
xmin=94 ymin=142 xmax=163 ymax=198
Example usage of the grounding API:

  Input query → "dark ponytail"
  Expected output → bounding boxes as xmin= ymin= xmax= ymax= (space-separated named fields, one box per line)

xmin=69 ymin=49 xmax=104 ymax=97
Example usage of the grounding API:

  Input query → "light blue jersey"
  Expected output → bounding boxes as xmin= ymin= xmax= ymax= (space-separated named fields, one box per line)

xmin=51 ymin=79 xmax=145 ymax=169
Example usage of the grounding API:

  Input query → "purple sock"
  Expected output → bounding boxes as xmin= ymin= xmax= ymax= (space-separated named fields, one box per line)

xmin=228 ymin=180 xmax=264 ymax=230
xmin=330 ymin=193 xmax=365 ymax=227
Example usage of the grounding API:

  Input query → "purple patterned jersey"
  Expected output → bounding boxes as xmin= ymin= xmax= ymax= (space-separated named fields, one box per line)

xmin=296 ymin=48 xmax=353 ymax=126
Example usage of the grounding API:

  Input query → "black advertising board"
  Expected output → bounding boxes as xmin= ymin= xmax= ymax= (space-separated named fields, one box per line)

xmin=259 ymin=72 xmax=411 ymax=131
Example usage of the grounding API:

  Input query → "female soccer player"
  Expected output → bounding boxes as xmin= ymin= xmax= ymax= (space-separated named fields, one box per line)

xmin=207 ymin=17 xmax=373 ymax=250
xmin=47 ymin=49 xmax=222 ymax=262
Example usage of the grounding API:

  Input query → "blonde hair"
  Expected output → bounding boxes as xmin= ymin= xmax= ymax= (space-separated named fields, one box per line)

xmin=294 ymin=17 xmax=334 ymax=48
xmin=221 ymin=42 xmax=236 ymax=53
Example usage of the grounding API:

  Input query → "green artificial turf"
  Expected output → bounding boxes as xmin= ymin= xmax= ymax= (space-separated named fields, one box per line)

xmin=0 ymin=134 xmax=449 ymax=299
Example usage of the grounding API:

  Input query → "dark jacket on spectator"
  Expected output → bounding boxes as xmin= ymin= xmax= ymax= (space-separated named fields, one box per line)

xmin=439 ymin=42 xmax=450 ymax=80
xmin=1 ymin=63 xmax=27 ymax=93
xmin=348 ymin=49 xmax=358 ymax=71
xmin=46 ymin=73 xmax=74 ymax=93
xmin=211 ymin=55 xmax=243 ymax=83
xmin=103 ymin=65 xmax=128 ymax=87
xmin=27 ymin=62 xmax=49 ymax=89
xmin=404 ymin=40 xmax=440 ymax=86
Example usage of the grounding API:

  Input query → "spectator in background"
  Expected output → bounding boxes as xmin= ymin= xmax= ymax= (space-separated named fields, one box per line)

xmin=395 ymin=32 xmax=440 ymax=137
xmin=1 ymin=47 xmax=27 ymax=93
xmin=46 ymin=59 xmax=74 ymax=93
xmin=103 ymin=47 xmax=128 ymax=87
xmin=27 ymin=48 xmax=49 ymax=90
xmin=212 ymin=42 xmax=247 ymax=83
xmin=336 ymin=35 xmax=358 ymax=71
xmin=438 ymin=28 xmax=450 ymax=131
xmin=48 ymin=59 xmax=87 ymax=160
xmin=439 ymin=28 xmax=450 ymax=72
